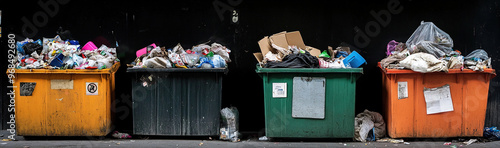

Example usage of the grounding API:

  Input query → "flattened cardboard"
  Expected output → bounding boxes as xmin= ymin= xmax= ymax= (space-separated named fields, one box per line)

xmin=285 ymin=31 xmax=306 ymax=50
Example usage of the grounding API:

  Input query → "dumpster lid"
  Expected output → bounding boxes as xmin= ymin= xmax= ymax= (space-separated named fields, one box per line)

xmin=126 ymin=67 xmax=228 ymax=73
xmin=8 ymin=62 xmax=120 ymax=75
xmin=378 ymin=62 xmax=496 ymax=77
xmin=255 ymin=64 xmax=363 ymax=74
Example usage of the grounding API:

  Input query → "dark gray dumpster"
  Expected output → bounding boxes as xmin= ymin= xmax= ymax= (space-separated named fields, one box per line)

xmin=127 ymin=68 xmax=227 ymax=136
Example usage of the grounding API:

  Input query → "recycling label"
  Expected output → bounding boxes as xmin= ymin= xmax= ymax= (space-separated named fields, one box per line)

xmin=86 ymin=82 xmax=98 ymax=95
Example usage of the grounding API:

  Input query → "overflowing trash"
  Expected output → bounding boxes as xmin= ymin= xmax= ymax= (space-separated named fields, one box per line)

xmin=380 ymin=21 xmax=492 ymax=72
xmin=254 ymin=31 xmax=366 ymax=68
xmin=15 ymin=35 xmax=119 ymax=70
xmin=220 ymin=107 xmax=240 ymax=142
xmin=129 ymin=42 xmax=231 ymax=69
xmin=354 ymin=109 xmax=386 ymax=142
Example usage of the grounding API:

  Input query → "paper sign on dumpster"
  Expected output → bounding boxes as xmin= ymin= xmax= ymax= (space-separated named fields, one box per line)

xmin=272 ymin=83 xmax=287 ymax=98
xmin=424 ymin=84 xmax=453 ymax=114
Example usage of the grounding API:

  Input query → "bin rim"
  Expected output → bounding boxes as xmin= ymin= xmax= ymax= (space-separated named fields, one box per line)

xmin=6 ymin=62 xmax=120 ymax=75
xmin=255 ymin=64 xmax=363 ymax=74
xmin=126 ymin=67 xmax=228 ymax=74
xmin=377 ymin=62 xmax=496 ymax=78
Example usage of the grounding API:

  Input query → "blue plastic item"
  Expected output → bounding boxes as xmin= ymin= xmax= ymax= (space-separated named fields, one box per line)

xmin=49 ymin=53 xmax=65 ymax=67
xmin=484 ymin=127 xmax=500 ymax=140
xmin=343 ymin=51 xmax=366 ymax=68
xmin=16 ymin=42 xmax=27 ymax=54
xmin=335 ymin=51 xmax=349 ymax=58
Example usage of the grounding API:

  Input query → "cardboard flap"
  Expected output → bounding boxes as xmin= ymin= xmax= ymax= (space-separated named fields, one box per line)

xmin=305 ymin=46 xmax=321 ymax=58
xmin=286 ymin=31 xmax=306 ymax=50
xmin=258 ymin=36 xmax=274 ymax=55
xmin=269 ymin=32 xmax=288 ymax=49
xmin=253 ymin=52 xmax=263 ymax=63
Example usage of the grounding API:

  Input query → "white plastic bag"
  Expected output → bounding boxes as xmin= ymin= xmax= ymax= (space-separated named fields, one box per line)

xmin=399 ymin=53 xmax=448 ymax=73
xmin=406 ymin=21 xmax=453 ymax=58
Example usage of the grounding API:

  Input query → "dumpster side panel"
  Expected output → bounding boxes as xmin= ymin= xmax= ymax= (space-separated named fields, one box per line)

xmin=156 ymin=72 xmax=221 ymax=136
xmin=264 ymin=73 xmax=290 ymax=137
xmin=414 ymin=73 xmax=463 ymax=138
xmin=463 ymin=73 xmax=490 ymax=136
xmin=15 ymin=74 xmax=48 ymax=136
xmin=131 ymin=72 xmax=158 ymax=135
xmin=384 ymin=74 xmax=416 ymax=138
xmin=327 ymin=74 xmax=356 ymax=138
xmin=46 ymin=74 xmax=83 ymax=136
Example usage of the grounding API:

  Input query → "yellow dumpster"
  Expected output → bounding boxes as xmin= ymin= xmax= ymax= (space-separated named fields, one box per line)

xmin=9 ymin=63 xmax=119 ymax=136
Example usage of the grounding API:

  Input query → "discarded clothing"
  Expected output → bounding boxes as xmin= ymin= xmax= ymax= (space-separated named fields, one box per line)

xmin=354 ymin=109 xmax=386 ymax=142
xmin=380 ymin=49 xmax=410 ymax=68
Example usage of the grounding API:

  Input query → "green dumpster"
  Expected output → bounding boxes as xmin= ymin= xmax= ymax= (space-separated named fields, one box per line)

xmin=256 ymin=65 xmax=363 ymax=138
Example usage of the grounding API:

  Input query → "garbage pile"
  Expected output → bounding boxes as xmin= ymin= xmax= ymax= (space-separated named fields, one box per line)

xmin=354 ymin=109 xmax=386 ymax=142
xmin=484 ymin=127 xmax=500 ymax=141
xmin=380 ymin=21 xmax=492 ymax=72
xmin=129 ymin=42 xmax=231 ymax=69
xmin=15 ymin=35 xmax=119 ymax=70
xmin=220 ymin=107 xmax=240 ymax=142
xmin=254 ymin=31 xmax=366 ymax=68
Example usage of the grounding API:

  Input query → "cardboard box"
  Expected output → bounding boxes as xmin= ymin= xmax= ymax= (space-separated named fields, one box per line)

xmin=255 ymin=31 xmax=320 ymax=63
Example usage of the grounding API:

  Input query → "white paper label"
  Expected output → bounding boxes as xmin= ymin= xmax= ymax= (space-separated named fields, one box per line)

xmin=86 ymin=82 xmax=98 ymax=95
xmin=398 ymin=81 xmax=408 ymax=99
xmin=424 ymin=84 xmax=454 ymax=114
xmin=272 ymin=83 xmax=287 ymax=98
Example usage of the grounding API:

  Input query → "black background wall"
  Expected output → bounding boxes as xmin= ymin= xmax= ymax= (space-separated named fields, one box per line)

xmin=0 ymin=0 xmax=499 ymax=135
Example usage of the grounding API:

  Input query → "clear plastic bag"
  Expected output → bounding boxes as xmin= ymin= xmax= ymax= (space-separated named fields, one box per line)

xmin=465 ymin=49 xmax=489 ymax=61
xmin=406 ymin=21 xmax=454 ymax=58
xmin=220 ymin=107 xmax=239 ymax=142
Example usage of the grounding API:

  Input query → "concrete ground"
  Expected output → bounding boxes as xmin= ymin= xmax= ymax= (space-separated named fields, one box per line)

xmin=1 ymin=130 xmax=499 ymax=148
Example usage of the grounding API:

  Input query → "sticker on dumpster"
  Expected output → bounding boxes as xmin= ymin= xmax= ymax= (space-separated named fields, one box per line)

xmin=272 ymin=83 xmax=287 ymax=98
xmin=398 ymin=81 xmax=408 ymax=99
xmin=20 ymin=82 xmax=36 ymax=96
xmin=86 ymin=82 xmax=98 ymax=95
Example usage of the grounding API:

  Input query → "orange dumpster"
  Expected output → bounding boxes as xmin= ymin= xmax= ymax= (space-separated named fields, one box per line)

xmin=9 ymin=63 xmax=119 ymax=136
xmin=379 ymin=63 xmax=496 ymax=138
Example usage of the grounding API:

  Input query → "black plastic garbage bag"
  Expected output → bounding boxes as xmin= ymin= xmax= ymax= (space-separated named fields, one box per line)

xmin=22 ymin=42 xmax=43 ymax=55
xmin=265 ymin=51 xmax=319 ymax=68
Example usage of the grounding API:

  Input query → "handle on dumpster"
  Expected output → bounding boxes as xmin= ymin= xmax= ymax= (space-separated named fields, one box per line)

xmin=110 ymin=62 xmax=121 ymax=74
